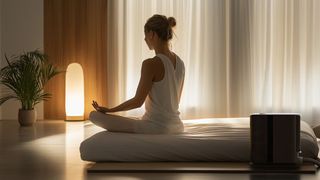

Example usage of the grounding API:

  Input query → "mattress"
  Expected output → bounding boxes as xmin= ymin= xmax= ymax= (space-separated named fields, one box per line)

xmin=80 ymin=118 xmax=319 ymax=162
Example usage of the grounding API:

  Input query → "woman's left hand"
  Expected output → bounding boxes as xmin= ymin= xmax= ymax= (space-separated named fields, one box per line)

xmin=92 ymin=100 xmax=109 ymax=113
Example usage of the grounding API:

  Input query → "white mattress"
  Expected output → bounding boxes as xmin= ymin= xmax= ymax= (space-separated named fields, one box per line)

xmin=80 ymin=118 xmax=319 ymax=162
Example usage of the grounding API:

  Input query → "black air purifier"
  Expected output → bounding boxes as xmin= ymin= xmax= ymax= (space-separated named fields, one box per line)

xmin=250 ymin=113 xmax=302 ymax=166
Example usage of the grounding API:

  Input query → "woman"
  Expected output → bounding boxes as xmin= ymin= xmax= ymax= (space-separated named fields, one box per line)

xmin=90 ymin=14 xmax=185 ymax=134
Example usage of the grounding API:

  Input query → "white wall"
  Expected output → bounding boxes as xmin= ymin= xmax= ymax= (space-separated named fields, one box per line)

xmin=0 ymin=0 xmax=43 ymax=120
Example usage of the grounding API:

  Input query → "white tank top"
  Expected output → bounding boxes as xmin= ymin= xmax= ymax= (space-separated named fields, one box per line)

xmin=142 ymin=53 xmax=185 ymax=126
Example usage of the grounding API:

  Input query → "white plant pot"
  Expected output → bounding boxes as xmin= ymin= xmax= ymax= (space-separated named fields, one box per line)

xmin=18 ymin=109 xmax=36 ymax=126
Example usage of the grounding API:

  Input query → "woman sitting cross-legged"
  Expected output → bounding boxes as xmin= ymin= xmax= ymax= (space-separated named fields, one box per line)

xmin=90 ymin=14 xmax=185 ymax=134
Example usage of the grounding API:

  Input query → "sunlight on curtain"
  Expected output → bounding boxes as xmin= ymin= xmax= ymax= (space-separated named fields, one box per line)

xmin=248 ymin=0 xmax=320 ymax=126
xmin=107 ymin=0 xmax=320 ymax=126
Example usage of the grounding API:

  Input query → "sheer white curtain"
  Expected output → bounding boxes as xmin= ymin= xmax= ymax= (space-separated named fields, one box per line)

xmin=248 ymin=0 xmax=320 ymax=127
xmin=107 ymin=0 xmax=320 ymax=126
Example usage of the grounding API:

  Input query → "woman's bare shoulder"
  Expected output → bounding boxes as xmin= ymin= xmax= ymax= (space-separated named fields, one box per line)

xmin=143 ymin=57 xmax=162 ymax=67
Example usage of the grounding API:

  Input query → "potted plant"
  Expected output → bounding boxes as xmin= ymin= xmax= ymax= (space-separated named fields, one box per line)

xmin=0 ymin=50 xmax=60 ymax=126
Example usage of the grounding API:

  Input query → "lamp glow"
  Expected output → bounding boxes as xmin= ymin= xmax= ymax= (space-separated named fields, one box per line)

xmin=65 ymin=63 xmax=84 ymax=121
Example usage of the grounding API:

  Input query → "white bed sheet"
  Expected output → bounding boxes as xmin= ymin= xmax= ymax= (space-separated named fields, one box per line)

xmin=80 ymin=118 xmax=319 ymax=162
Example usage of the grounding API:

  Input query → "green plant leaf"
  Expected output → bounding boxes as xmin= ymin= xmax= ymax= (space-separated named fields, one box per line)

xmin=0 ymin=95 xmax=18 ymax=105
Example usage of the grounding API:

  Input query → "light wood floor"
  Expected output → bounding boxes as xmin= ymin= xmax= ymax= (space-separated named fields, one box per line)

xmin=0 ymin=120 xmax=319 ymax=180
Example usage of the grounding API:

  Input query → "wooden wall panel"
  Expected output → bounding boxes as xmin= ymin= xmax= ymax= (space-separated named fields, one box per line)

xmin=44 ymin=0 xmax=108 ymax=120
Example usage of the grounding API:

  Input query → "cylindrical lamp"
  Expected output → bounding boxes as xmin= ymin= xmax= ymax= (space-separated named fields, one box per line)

xmin=65 ymin=63 xmax=84 ymax=121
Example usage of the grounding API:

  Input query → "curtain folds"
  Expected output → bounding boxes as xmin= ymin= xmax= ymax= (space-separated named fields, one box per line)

xmin=248 ymin=0 xmax=320 ymax=127
xmin=107 ymin=0 xmax=320 ymax=126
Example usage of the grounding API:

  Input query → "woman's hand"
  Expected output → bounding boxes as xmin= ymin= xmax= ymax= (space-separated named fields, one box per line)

xmin=92 ymin=100 xmax=109 ymax=113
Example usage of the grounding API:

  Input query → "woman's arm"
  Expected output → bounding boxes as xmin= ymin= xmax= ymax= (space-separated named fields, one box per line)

xmin=178 ymin=78 xmax=184 ymax=102
xmin=92 ymin=59 xmax=154 ymax=113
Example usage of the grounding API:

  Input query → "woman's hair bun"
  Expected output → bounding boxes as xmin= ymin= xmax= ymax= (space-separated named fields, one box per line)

xmin=168 ymin=17 xmax=176 ymax=28
xmin=145 ymin=14 xmax=176 ymax=41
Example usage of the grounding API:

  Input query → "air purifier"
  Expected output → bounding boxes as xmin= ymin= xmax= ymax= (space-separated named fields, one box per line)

xmin=250 ymin=113 xmax=302 ymax=166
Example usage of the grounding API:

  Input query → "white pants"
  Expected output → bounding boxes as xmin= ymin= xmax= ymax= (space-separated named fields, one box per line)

xmin=89 ymin=111 xmax=184 ymax=134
